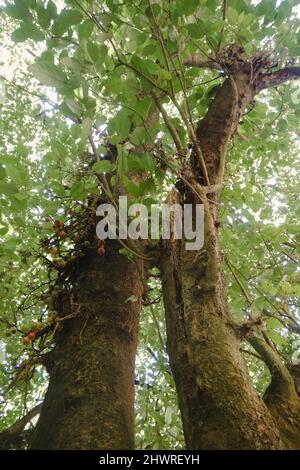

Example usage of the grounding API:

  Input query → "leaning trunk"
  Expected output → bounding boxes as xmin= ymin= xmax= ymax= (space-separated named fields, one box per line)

xmin=160 ymin=240 xmax=283 ymax=449
xmin=32 ymin=241 xmax=144 ymax=450
xmin=160 ymin=53 xmax=300 ymax=450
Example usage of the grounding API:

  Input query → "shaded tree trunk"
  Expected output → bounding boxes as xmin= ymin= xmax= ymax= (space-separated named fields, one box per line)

xmin=160 ymin=244 xmax=283 ymax=449
xmin=31 ymin=241 xmax=144 ymax=450
xmin=159 ymin=48 xmax=300 ymax=449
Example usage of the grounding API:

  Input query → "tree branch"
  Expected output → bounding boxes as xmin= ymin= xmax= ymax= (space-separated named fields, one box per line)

xmin=217 ymin=0 xmax=227 ymax=53
xmin=247 ymin=335 xmax=296 ymax=400
xmin=183 ymin=55 xmax=221 ymax=70
xmin=151 ymin=93 xmax=185 ymax=154
xmin=257 ymin=67 xmax=300 ymax=92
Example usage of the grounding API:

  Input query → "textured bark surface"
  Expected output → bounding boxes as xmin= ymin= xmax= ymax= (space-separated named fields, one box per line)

xmin=159 ymin=49 xmax=300 ymax=449
xmin=31 ymin=241 xmax=144 ymax=450
xmin=28 ymin=47 xmax=300 ymax=451
xmin=249 ymin=337 xmax=300 ymax=449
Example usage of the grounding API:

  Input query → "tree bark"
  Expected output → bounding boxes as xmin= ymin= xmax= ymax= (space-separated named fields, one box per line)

xmin=30 ymin=47 xmax=300 ymax=451
xmin=160 ymin=241 xmax=283 ymax=449
xmin=249 ymin=336 xmax=300 ymax=449
xmin=31 ymin=241 xmax=144 ymax=450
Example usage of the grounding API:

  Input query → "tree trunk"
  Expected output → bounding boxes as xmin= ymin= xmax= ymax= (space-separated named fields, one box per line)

xmin=159 ymin=49 xmax=300 ymax=450
xmin=31 ymin=241 xmax=144 ymax=450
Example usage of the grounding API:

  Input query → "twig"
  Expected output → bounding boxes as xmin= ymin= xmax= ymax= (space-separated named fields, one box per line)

xmin=151 ymin=94 xmax=185 ymax=154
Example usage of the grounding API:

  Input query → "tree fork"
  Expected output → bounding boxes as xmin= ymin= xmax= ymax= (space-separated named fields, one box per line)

xmin=159 ymin=240 xmax=283 ymax=449
xmin=31 ymin=241 xmax=144 ymax=450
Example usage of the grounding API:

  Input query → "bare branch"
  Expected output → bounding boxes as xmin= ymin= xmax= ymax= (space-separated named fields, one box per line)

xmin=151 ymin=94 xmax=185 ymax=154
xmin=225 ymin=257 xmax=253 ymax=306
xmin=88 ymin=134 xmax=100 ymax=161
xmin=0 ymin=403 xmax=42 ymax=449
xmin=222 ymin=0 xmax=228 ymax=21
xmin=6 ymin=404 xmax=42 ymax=435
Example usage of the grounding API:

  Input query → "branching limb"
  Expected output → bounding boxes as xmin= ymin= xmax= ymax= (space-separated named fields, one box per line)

xmin=248 ymin=335 xmax=297 ymax=400
xmin=88 ymin=135 xmax=100 ymax=162
xmin=240 ymin=347 xmax=262 ymax=361
xmin=146 ymin=0 xmax=175 ymax=98
xmin=183 ymin=56 xmax=221 ymax=70
xmin=0 ymin=403 xmax=42 ymax=449
xmin=204 ymin=182 xmax=224 ymax=194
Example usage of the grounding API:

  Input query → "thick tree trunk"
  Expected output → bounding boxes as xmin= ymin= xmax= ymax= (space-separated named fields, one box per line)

xmin=249 ymin=336 xmax=300 ymax=449
xmin=159 ymin=49 xmax=300 ymax=449
xmin=31 ymin=241 xmax=144 ymax=450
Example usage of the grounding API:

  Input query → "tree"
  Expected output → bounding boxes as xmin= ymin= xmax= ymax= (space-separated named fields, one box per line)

xmin=0 ymin=0 xmax=299 ymax=450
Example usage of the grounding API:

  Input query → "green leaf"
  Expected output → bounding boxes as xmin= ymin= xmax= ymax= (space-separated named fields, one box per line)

xmin=108 ymin=111 xmax=132 ymax=142
xmin=30 ymin=62 xmax=68 ymax=89
xmin=130 ymin=127 xmax=148 ymax=146
xmin=228 ymin=6 xmax=239 ymax=24
xmin=64 ymin=98 xmax=84 ymax=116
xmin=157 ymin=68 xmax=172 ymax=82
xmin=175 ymin=0 xmax=199 ymax=16
xmin=207 ymin=20 xmax=224 ymax=34
xmin=52 ymin=9 xmax=83 ymax=35
xmin=123 ymin=178 xmax=142 ymax=197
xmin=51 ymin=141 xmax=68 ymax=160
xmin=186 ymin=24 xmax=205 ymax=39
xmin=46 ymin=0 xmax=57 ymax=19
xmin=81 ymin=118 xmax=92 ymax=138
xmin=0 ymin=164 xmax=6 ymax=180
xmin=5 ymin=164 xmax=27 ymax=186
xmin=36 ymin=6 xmax=52 ymax=29
xmin=142 ymin=44 xmax=157 ymax=56
xmin=0 ymin=180 xmax=18 ymax=196
xmin=61 ymin=9 xmax=83 ymax=24
xmin=0 ymin=225 xmax=9 ymax=236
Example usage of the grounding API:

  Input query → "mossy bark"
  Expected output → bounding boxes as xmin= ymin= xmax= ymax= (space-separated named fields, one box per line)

xmin=31 ymin=242 xmax=144 ymax=450
xmin=159 ymin=50 xmax=300 ymax=450
xmin=160 ymin=242 xmax=283 ymax=449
